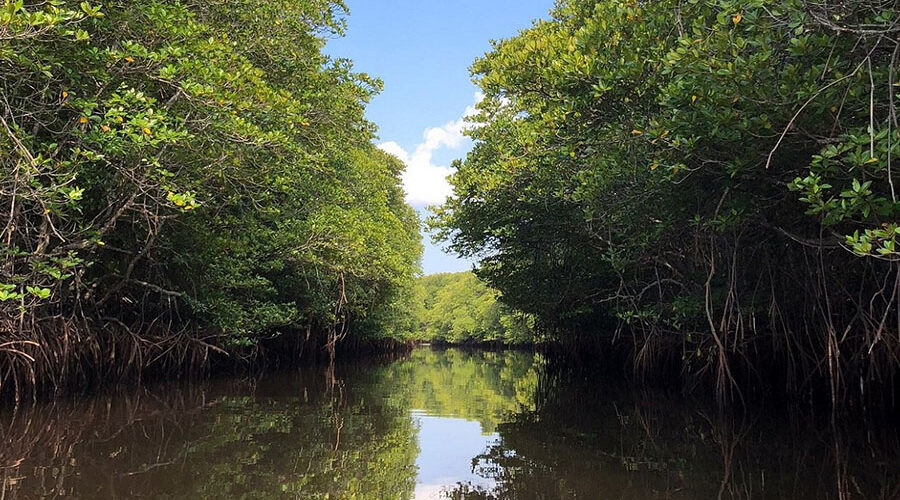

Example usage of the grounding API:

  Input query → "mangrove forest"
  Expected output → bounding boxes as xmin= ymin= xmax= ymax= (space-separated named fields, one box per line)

xmin=3 ymin=0 xmax=900 ymax=497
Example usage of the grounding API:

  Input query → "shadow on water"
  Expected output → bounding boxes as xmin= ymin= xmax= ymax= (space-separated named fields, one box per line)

xmin=445 ymin=352 xmax=900 ymax=500
xmin=1 ymin=348 xmax=899 ymax=499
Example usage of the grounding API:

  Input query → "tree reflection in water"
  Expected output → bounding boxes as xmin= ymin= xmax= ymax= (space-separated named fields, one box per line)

xmin=1 ymin=348 xmax=898 ymax=499
xmin=446 ymin=357 xmax=900 ymax=500
xmin=0 ymin=364 xmax=420 ymax=499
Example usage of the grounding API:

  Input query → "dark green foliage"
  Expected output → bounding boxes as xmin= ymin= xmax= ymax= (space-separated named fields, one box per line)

xmin=434 ymin=0 xmax=900 ymax=398
xmin=413 ymin=272 xmax=535 ymax=344
xmin=0 ymin=0 xmax=421 ymax=395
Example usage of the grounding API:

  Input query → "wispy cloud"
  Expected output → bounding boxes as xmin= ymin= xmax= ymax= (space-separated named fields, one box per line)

xmin=379 ymin=93 xmax=482 ymax=206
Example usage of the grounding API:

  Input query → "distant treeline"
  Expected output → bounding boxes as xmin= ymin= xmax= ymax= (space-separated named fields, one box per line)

xmin=413 ymin=272 xmax=535 ymax=345
xmin=0 ymin=1 xmax=421 ymax=398
xmin=433 ymin=0 xmax=900 ymax=403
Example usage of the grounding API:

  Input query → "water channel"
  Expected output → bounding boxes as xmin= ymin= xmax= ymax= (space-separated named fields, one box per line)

xmin=2 ymin=348 xmax=898 ymax=498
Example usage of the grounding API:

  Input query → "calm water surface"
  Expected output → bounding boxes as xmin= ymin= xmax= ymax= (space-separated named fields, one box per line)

xmin=1 ymin=348 xmax=898 ymax=499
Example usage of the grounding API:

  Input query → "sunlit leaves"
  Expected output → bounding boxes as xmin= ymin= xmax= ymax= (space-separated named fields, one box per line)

xmin=414 ymin=272 xmax=536 ymax=344
xmin=1 ymin=0 xmax=421 ymax=365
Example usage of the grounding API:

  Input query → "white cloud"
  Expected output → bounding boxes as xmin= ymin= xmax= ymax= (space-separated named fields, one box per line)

xmin=378 ymin=93 xmax=483 ymax=206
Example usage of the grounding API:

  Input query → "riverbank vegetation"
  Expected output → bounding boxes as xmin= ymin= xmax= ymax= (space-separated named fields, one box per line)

xmin=412 ymin=272 xmax=535 ymax=345
xmin=0 ymin=0 xmax=421 ymax=398
xmin=433 ymin=0 xmax=900 ymax=405
xmin=5 ymin=0 xmax=900 ymax=411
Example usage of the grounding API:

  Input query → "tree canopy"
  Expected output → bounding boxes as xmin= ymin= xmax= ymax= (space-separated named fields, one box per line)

xmin=1 ymin=0 xmax=421 ymax=396
xmin=433 ymin=0 xmax=900 ymax=397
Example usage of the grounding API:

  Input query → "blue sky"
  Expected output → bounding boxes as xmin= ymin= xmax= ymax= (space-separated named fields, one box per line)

xmin=326 ymin=0 xmax=551 ymax=274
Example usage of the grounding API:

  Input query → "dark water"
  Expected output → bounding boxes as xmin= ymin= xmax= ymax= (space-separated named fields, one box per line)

xmin=1 ymin=348 xmax=898 ymax=499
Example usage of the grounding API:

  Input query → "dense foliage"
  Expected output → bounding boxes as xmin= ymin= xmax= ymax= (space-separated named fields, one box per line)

xmin=434 ymin=0 xmax=900 ymax=399
xmin=0 ymin=0 xmax=421 ymax=396
xmin=413 ymin=272 xmax=535 ymax=344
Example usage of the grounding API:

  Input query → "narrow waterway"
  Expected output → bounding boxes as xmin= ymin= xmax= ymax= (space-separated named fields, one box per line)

xmin=1 ymin=348 xmax=898 ymax=499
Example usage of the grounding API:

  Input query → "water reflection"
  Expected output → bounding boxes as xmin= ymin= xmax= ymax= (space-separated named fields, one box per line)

xmin=0 ymin=366 xmax=420 ymax=498
xmin=443 ymin=357 xmax=900 ymax=500
xmin=412 ymin=414 xmax=497 ymax=499
xmin=1 ymin=348 xmax=898 ymax=499
xmin=387 ymin=348 xmax=540 ymax=499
